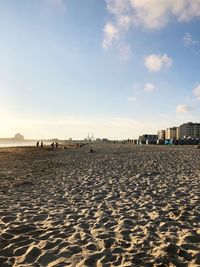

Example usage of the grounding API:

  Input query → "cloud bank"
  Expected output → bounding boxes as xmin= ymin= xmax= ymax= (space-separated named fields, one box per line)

xmin=1 ymin=116 xmax=159 ymax=140
xmin=103 ymin=0 xmax=200 ymax=48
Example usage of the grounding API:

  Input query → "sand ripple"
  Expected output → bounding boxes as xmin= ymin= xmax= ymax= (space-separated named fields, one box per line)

xmin=0 ymin=145 xmax=200 ymax=266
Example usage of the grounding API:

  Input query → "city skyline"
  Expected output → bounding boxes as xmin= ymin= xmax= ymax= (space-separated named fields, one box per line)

xmin=1 ymin=0 xmax=200 ymax=139
xmin=3 ymin=121 xmax=200 ymax=142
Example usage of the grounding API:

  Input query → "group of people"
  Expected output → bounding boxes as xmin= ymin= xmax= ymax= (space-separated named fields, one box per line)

xmin=36 ymin=141 xmax=59 ymax=149
xmin=36 ymin=141 xmax=44 ymax=147
xmin=51 ymin=142 xmax=59 ymax=149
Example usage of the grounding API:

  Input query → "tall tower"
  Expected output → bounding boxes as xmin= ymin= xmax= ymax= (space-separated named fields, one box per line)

xmin=91 ymin=132 xmax=94 ymax=141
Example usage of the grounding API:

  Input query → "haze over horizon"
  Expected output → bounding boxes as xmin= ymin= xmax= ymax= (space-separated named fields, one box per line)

xmin=1 ymin=0 xmax=200 ymax=140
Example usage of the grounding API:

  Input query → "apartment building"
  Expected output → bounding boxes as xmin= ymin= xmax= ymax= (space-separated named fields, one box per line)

xmin=158 ymin=130 xmax=166 ymax=140
xmin=165 ymin=127 xmax=177 ymax=139
xmin=179 ymin=122 xmax=200 ymax=138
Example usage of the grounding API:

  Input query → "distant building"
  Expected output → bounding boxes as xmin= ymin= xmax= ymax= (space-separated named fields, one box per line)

xmin=139 ymin=134 xmax=158 ymax=144
xmin=176 ymin=127 xmax=180 ymax=139
xmin=86 ymin=133 xmax=94 ymax=142
xmin=13 ymin=133 xmax=24 ymax=141
xmin=165 ymin=127 xmax=177 ymax=139
xmin=158 ymin=130 xmax=166 ymax=140
xmin=178 ymin=122 xmax=200 ymax=139
xmin=139 ymin=134 xmax=158 ymax=140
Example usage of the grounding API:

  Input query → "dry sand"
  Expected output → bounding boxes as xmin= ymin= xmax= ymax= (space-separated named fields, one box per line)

xmin=0 ymin=144 xmax=200 ymax=266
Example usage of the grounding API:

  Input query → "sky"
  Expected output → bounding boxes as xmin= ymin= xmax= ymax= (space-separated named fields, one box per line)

xmin=0 ymin=0 xmax=200 ymax=140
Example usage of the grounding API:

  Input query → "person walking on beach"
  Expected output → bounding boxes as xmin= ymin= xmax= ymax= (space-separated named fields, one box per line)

xmin=55 ymin=142 xmax=58 ymax=148
xmin=36 ymin=141 xmax=39 ymax=147
xmin=51 ymin=142 xmax=54 ymax=150
xmin=41 ymin=141 xmax=44 ymax=147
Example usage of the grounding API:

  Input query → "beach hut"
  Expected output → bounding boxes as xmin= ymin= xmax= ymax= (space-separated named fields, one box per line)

xmin=165 ymin=139 xmax=173 ymax=145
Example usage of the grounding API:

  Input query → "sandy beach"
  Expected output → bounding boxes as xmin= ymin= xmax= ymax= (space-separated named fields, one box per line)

xmin=0 ymin=144 xmax=200 ymax=266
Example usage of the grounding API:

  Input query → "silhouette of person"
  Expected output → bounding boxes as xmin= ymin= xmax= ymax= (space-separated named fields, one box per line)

xmin=51 ymin=142 xmax=54 ymax=149
xmin=41 ymin=141 xmax=44 ymax=147
xmin=36 ymin=141 xmax=39 ymax=147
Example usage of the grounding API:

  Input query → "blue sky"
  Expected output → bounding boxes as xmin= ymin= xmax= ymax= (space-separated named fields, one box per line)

xmin=0 ymin=0 xmax=200 ymax=139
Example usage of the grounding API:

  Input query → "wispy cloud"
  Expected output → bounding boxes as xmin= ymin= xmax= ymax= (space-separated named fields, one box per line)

xmin=131 ymin=82 xmax=155 ymax=94
xmin=176 ymin=104 xmax=193 ymax=113
xmin=183 ymin=33 xmax=197 ymax=47
xmin=132 ymin=83 xmax=141 ymax=94
xmin=102 ymin=23 xmax=132 ymax=60
xmin=45 ymin=0 xmax=66 ymax=11
xmin=193 ymin=84 xmax=200 ymax=100
xmin=144 ymin=54 xmax=173 ymax=72
xmin=143 ymin=83 xmax=155 ymax=92
xmin=182 ymin=33 xmax=200 ymax=54
xmin=102 ymin=22 xmax=119 ymax=49
xmin=127 ymin=83 xmax=155 ymax=103
xmin=118 ymin=43 xmax=132 ymax=60
xmin=128 ymin=96 xmax=136 ymax=101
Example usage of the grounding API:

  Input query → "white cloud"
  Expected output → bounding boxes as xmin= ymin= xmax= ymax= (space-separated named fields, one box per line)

xmin=193 ymin=84 xmax=200 ymax=100
xmin=118 ymin=15 xmax=132 ymax=29
xmin=106 ymin=0 xmax=130 ymax=15
xmin=130 ymin=0 xmax=200 ymax=28
xmin=143 ymin=83 xmax=155 ymax=92
xmin=183 ymin=33 xmax=197 ymax=46
xmin=102 ymin=1 xmax=131 ymax=49
xmin=144 ymin=54 xmax=173 ymax=71
xmin=176 ymin=104 xmax=193 ymax=113
xmin=131 ymin=82 xmax=155 ymax=94
xmin=102 ymin=22 xmax=119 ymax=49
xmin=103 ymin=0 xmax=200 ymax=48
xmin=106 ymin=0 xmax=200 ymax=29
